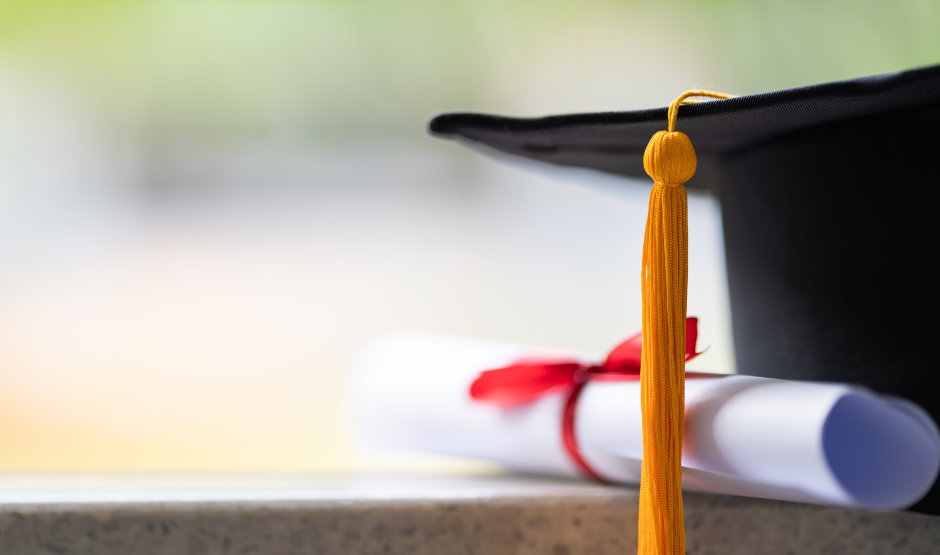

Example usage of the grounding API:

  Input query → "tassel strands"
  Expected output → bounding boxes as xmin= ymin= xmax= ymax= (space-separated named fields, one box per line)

xmin=638 ymin=174 xmax=689 ymax=555
xmin=638 ymin=90 xmax=732 ymax=555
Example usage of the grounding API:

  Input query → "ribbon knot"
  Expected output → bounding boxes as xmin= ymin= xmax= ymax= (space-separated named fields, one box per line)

xmin=469 ymin=317 xmax=715 ymax=482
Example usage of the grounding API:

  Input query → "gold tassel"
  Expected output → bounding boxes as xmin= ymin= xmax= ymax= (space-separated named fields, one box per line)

xmin=638 ymin=90 xmax=732 ymax=555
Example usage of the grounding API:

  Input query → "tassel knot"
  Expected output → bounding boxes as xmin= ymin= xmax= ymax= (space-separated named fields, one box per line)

xmin=643 ymin=131 xmax=697 ymax=185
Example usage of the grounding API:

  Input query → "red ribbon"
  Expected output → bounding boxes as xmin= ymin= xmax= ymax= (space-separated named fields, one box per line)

xmin=469 ymin=317 xmax=718 ymax=482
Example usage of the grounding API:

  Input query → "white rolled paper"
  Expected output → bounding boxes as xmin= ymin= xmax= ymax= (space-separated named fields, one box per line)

xmin=346 ymin=331 xmax=940 ymax=510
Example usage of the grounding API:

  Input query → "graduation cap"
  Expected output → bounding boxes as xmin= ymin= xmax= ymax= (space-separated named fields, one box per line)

xmin=428 ymin=62 xmax=940 ymax=541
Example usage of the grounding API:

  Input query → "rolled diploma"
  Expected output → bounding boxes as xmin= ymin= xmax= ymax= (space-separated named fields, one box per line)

xmin=346 ymin=331 xmax=940 ymax=509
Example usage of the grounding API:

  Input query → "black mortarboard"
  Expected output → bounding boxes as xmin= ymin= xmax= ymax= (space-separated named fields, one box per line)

xmin=428 ymin=64 xmax=940 ymax=515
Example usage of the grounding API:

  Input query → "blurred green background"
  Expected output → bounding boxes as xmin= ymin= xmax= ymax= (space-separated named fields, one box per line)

xmin=2 ymin=0 xmax=938 ymax=146
xmin=0 ymin=0 xmax=936 ymax=472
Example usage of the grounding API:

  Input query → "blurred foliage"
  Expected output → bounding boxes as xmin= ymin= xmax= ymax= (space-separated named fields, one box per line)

xmin=0 ymin=0 xmax=937 ymax=143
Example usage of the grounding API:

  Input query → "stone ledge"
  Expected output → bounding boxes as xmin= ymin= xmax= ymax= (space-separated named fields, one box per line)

xmin=0 ymin=475 xmax=937 ymax=554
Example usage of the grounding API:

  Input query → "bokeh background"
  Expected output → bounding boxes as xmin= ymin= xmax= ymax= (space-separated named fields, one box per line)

xmin=0 ymin=0 xmax=937 ymax=472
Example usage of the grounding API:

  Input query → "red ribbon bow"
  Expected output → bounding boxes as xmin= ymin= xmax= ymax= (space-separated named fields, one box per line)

xmin=469 ymin=317 xmax=716 ymax=482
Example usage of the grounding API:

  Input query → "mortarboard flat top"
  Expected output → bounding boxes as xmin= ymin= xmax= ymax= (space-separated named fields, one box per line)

xmin=429 ymin=64 xmax=940 ymax=191
xmin=429 ymin=63 xmax=940 ymax=514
